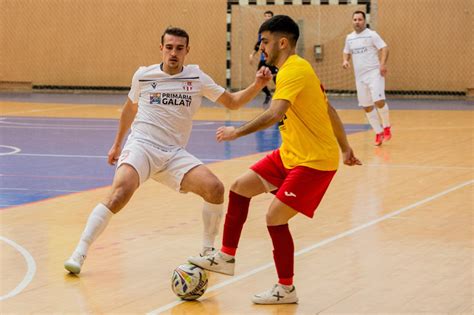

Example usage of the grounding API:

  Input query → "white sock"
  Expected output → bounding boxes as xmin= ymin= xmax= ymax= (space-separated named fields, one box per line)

xmin=202 ymin=201 xmax=223 ymax=249
xmin=365 ymin=109 xmax=383 ymax=134
xmin=74 ymin=203 xmax=113 ymax=257
xmin=376 ymin=103 xmax=391 ymax=128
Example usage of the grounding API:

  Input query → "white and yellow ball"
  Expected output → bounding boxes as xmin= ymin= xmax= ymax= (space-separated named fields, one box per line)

xmin=171 ymin=263 xmax=208 ymax=300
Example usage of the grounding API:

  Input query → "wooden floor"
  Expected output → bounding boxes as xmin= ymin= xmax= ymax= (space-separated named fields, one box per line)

xmin=1 ymin=100 xmax=473 ymax=314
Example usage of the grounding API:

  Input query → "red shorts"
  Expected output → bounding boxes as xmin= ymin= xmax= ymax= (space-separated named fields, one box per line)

xmin=250 ymin=150 xmax=336 ymax=218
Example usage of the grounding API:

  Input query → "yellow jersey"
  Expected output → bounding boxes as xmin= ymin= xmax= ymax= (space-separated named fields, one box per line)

xmin=273 ymin=55 xmax=339 ymax=171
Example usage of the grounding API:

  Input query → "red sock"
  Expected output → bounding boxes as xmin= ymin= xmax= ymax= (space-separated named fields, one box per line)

xmin=221 ymin=191 xmax=251 ymax=256
xmin=267 ymin=224 xmax=294 ymax=286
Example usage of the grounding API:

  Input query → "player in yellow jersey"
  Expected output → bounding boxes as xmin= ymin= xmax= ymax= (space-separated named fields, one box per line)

xmin=189 ymin=15 xmax=361 ymax=304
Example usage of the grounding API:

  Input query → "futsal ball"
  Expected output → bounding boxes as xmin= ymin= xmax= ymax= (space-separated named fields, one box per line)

xmin=171 ymin=263 xmax=208 ymax=300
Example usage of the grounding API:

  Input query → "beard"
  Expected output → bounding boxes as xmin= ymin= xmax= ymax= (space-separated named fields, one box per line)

xmin=265 ymin=49 xmax=279 ymax=66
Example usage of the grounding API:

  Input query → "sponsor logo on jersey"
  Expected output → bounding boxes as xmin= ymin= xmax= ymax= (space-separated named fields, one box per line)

xmin=119 ymin=150 xmax=130 ymax=161
xmin=284 ymin=191 xmax=296 ymax=198
xmin=182 ymin=81 xmax=193 ymax=91
xmin=278 ymin=114 xmax=287 ymax=130
xmin=150 ymin=93 xmax=161 ymax=104
xmin=352 ymin=47 xmax=368 ymax=54
xmin=160 ymin=93 xmax=192 ymax=107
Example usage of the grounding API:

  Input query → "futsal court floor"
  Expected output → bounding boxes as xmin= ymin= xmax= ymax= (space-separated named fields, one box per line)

xmin=0 ymin=92 xmax=472 ymax=314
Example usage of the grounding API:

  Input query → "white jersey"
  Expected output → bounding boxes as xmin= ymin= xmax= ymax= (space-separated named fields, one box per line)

xmin=127 ymin=64 xmax=225 ymax=148
xmin=343 ymin=28 xmax=387 ymax=78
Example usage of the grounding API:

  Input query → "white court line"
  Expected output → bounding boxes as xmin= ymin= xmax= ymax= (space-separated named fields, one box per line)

xmin=2 ymin=117 xmax=118 ymax=122
xmin=367 ymin=163 xmax=473 ymax=171
xmin=0 ymin=125 xmax=116 ymax=130
xmin=0 ymin=187 xmax=80 ymax=192
xmin=193 ymin=122 xmax=218 ymax=126
xmin=14 ymin=153 xmax=107 ymax=159
xmin=147 ymin=178 xmax=474 ymax=315
xmin=0 ymin=145 xmax=21 ymax=156
xmin=2 ymin=104 xmax=97 ymax=115
xmin=395 ymin=126 xmax=474 ymax=131
xmin=0 ymin=120 xmax=116 ymax=128
xmin=0 ymin=236 xmax=37 ymax=301
xmin=7 ymin=154 xmax=474 ymax=171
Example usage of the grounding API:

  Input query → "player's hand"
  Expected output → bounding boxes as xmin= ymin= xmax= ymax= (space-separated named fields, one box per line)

xmin=107 ymin=144 xmax=122 ymax=165
xmin=342 ymin=60 xmax=350 ymax=69
xmin=342 ymin=147 xmax=362 ymax=166
xmin=380 ymin=64 xmax=387 ymax=77
xmin=216 ymin=126 xmax=237 ymax=142
xmin=255 ymin=66 xmax=272 ymax=87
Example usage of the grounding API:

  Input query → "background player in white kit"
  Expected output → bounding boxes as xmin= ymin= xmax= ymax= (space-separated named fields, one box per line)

xmin=343 ymin=10 xmax=392 ymax=146
xmin=64 ymin=27 xmax=272 ymax=274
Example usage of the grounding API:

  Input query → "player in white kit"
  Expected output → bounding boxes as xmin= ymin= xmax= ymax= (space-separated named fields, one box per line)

xmin=64 ymin=27 xmax=272 ymax=274
xmin=343 ymin=10 xmax=391 ymax=146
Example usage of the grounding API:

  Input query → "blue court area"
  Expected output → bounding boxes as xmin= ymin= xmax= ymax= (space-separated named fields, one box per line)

xmin=0 ymin=115 xmax=368 ymax=208
xmin=1 ymin=92 xmax=473 ymax=110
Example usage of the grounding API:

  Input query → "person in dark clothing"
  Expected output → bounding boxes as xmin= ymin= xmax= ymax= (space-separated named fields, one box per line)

xmin=249 ymin=10 xmax=277 ymax=108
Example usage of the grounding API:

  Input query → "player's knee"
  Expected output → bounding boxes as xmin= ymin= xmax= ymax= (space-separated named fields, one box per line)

xmin=375 ymin=100 xmax=385 ymax=108
xmin=265 ymin=210 xmax=290 ymax=226
xmin=364 ymin=106 xmax=375 ymax=113
xmin=230 ymin=178 xmax=245 ymax=194
xmin=202 ymin=180 xmax=224 ymax=204
xmin=105 ymin=185 xmax=135 ymax=213
xmin=266 ymin=212 xmax=279 ymax=226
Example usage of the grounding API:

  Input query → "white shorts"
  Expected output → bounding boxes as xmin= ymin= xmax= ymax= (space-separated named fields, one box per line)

xmin=117 ymin=137 xmax=203 ymax=192
xmin=356 ymin=71 xmax=386 ymax=107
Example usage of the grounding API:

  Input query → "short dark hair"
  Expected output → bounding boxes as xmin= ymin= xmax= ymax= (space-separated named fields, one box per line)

xmin=161 ymin=27 xmax=189 ymax=46
xmin=264 ymin=10 xmax=274 ymax=16
xmin=258 ymin=15 xmax=299 ymax=46
xmin=352 ymin=10 xmax=366 ymax=20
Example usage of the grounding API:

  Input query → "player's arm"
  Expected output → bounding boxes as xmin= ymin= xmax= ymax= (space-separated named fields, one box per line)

xmin=216 ymin=99 xmax=289 ymax=142
xmin=249 ymin=39 xmax=261 ymax=63
xmin=216 ymin=66 xmax=272 ymax=110
xmin=379 ymin=46 xmax=389 ymax=76
xmin=327 ymin=102 xmax=362 ymax=166
xmin=108 ymin=98 xmax=138 ymax=165
xmin=342 ymin=36 xmax=351 ymax=69
xmin=342 ymin=53 xmax=351 ymax=69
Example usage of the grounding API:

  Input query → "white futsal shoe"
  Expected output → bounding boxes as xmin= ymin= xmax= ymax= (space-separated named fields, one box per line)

xmin=64 ymin=252 xmax=86 ymax=274
xmin=188 ymin=250 xmax=235 ymax=276
xmin=252 ymin=283 xmax=299 ymax=304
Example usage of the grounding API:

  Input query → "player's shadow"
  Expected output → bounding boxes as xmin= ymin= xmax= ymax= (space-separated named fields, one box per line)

xmin=170 ymin=299 xmax=215 ymax=314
